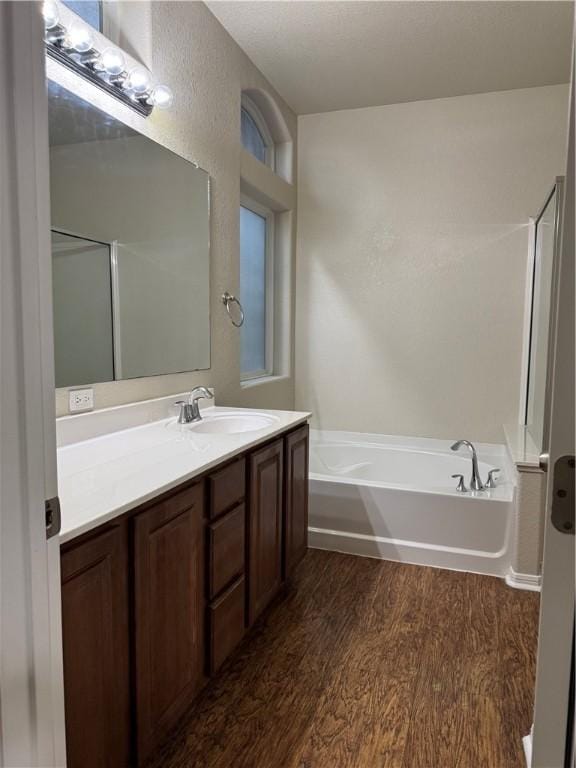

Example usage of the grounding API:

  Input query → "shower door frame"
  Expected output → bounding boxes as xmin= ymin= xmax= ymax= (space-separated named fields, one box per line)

xmin=521 ymin=176 xmax=564 ymax=449
xmin=50 ymin=227 xmax=121 ymax=384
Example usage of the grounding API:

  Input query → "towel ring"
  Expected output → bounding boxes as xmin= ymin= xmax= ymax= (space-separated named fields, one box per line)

xmin=222 ymin=292 xmax=245 ymax=328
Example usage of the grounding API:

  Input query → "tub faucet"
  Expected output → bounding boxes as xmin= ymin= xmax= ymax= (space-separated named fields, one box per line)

xmin=450 ymin=439 xmax=485 ymax=491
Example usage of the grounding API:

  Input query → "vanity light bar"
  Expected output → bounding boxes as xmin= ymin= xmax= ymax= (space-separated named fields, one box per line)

xmin=43 ymin=1 xmax=173 ymax=117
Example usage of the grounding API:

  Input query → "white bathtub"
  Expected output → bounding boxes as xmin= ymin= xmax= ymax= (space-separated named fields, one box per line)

xmin=309 ymin=430 xmax=515 ymax=577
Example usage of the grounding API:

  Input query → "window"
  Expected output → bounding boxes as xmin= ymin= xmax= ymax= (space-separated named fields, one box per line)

xmin=241 ymin=95 xmax=275 ymax=169
xmin=62 ymin=0 xmax=103 ymax=31
xmin=241 ymin=108 xmax=266 ymax=164
xmin=240 ymin=201 xmax=274 ymax=379
xmin=238 ymin=90 xmax=293 ymax=385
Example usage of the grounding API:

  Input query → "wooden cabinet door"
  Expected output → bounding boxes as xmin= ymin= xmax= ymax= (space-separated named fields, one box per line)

xmin=61 ymin=524 xmax=130 ymax=768
xmin=248 ymin=439 xmax=284 ymax=625
xmin=284 ymin=424 xmax=310 ymax=577
xmin=133 ymin=483 xmax=205 ymax=764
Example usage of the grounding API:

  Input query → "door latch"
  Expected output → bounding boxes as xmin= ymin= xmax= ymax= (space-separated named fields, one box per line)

xmin=551 ymin=455 xmax=574 ymax=534
xmin=45 ymin=496 xmax=61 ymax=539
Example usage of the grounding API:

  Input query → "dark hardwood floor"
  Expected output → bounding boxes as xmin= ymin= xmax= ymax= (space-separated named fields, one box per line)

xmin=147 ymin=550 xmax=540 ymax=768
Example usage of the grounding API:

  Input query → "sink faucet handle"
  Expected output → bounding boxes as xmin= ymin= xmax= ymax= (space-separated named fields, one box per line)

xmin=486 ymin=468 xmax=501 ymax=489
xmin=451 ymin=474 xmax=468 ymax=492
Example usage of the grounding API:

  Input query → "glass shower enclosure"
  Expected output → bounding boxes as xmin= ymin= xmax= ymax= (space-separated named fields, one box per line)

xmin=524 ymin=177 xmax=565 ymax=452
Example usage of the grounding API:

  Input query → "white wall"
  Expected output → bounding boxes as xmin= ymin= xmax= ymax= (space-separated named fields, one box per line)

xmin=296 ymin=85 xmax=569 ymax=442
xmin=51 ymin=1 xmax=297 ymax=416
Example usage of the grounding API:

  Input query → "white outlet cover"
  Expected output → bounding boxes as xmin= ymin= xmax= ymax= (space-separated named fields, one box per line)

xmin=69 ymin=388 xmax=94 ymax=413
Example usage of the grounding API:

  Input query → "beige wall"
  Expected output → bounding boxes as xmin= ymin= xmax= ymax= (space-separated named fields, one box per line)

xmin=51 ymin=1 xmax=297 ymax=416
xmin=296 ymin=85 xmax=569 ymax=442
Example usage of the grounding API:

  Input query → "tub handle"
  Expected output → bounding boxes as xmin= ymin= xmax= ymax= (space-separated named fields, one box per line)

xmin=451 ymin=474 xmax=468 ymax=493
xmin=485 ymin=468 xmax=500 ymax=489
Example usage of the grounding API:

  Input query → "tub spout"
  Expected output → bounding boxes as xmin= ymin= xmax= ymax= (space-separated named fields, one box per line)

xmin=450 ymin=440 xmax=485 ymax=491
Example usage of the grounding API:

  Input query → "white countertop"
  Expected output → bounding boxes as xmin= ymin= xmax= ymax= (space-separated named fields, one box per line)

xmin=57 ymin=406 xmax=311 ymax=544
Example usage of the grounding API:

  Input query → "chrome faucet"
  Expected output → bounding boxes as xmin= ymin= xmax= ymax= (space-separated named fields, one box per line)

xmin=174 ymin=386 xmax=213 ymax=424
xmin=485 ymin=468 xmax=501 ymax=489
xmin=450 ymin=439 xmax=485 ymax=491
xmin=451 ymin=473 xmax=468 ymax=492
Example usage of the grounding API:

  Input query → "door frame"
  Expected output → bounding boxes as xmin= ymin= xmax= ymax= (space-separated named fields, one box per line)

xmin=530 ymin=35 xmax=575 ymax=768
xmin=0 ymin=2 xmax=66 ymax=766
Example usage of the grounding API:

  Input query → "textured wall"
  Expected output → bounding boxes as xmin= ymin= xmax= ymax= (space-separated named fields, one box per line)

xmin=296 ymin=85 xmax=569 ymax=442
xmin=51 ymin=1 xmax=297 ymax=416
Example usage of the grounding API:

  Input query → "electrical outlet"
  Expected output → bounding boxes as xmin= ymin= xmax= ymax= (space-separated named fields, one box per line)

xmin=69 ymin=388 xmax=94 ymax=413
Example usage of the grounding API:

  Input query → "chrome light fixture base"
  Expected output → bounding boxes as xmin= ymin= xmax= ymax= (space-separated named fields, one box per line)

xmin=45 ymin=42 xmax=153 ymax=117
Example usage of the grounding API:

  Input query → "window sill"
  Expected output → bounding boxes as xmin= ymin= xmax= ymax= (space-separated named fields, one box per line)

xmin=240 ymin=374 xmax=289 ymax=390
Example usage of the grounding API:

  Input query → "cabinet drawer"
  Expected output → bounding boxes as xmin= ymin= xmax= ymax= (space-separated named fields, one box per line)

xmin=208 ymin=503 xmax=245 ymax=599
xmin=209 ymin=576 xmax=246 ymax=674
xmin=208 ymin=457 xmax=246 ymax=519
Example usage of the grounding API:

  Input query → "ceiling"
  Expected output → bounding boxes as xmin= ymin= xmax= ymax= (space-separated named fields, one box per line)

xmin=206 ymin=1 xmax=574 ymax=115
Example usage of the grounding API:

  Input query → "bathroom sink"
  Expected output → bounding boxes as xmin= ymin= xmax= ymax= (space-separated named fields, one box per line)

xmin=186 ymin=412 xmax=279 ymax=435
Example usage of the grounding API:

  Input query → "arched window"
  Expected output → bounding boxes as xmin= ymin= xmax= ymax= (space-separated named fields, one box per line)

xmin=239 ymin=90 xmax=293 ymax=383
xmin=241 ymin=95 xmax=275 ymax=169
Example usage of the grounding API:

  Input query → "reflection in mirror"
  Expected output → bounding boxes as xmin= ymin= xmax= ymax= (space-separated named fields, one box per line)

xmin=525 ymin=183 xmax=561 ymax=451
xmin=48 ymin=80 xmax=210 ymax=388
xmin=52 ymin=231 xmax=114 ymax=387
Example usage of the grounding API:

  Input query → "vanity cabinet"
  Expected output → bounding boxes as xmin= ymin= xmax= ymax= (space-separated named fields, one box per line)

xmin=133 ymin=482 xmax=205 ymax=763
xmin=284 ymin=424 xmax=310 ymax=578
xmin=207 ymin=457 xmax=247 ymax=673
xmin=60 ymin=424 xmax=309 ymax=767
xmin=208 ymin=503 xmax=245 ymax=598
xmin=209 ymin=575 xmax=246 ymax=673
xmin=248 ymin=439 xmax=284 ymax=625
xmin=60 ymin=524 xmax=130 ymax=768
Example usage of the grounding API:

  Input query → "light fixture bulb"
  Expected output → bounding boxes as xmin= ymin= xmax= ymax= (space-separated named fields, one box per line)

xmin=149 ymin=84 xmax=174 ymax=109
xmin=126 ymin=67 xmax=152 ymax=95
xmin=68 ymin=21 xmax=94 ymax=53
xmin=101 ymin=47 xmax=125 ymax=76
xmin=43 ymin=0 xmax=60 ymax=29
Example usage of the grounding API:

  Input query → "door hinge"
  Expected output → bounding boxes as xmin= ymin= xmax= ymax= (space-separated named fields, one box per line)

xmin=45 ymin=496 xmax=61 ymax=539
xmin=551 ymin=455 xmax=575 ymax=535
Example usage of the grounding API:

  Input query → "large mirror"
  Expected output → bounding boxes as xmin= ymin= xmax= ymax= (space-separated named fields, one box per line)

xmin=48 ymin=81 xmax=210 ymax=388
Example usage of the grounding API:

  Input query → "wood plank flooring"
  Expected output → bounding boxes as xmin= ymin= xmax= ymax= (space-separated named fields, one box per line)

xmin=147 ymin=551 xmax=540 ymax=768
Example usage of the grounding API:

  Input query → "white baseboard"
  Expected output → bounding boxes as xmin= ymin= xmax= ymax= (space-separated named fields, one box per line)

xmin=308 ymin=527 xmax=509 ymax=579
xmin=523 ymin=728 xmax=533 ymax=767
xmin=505 ymin=568 xmax=542 ymax=592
